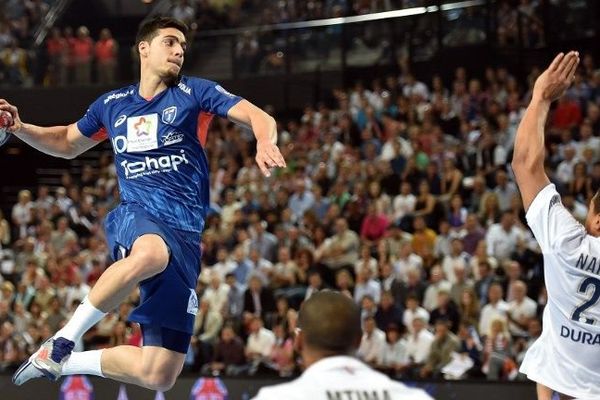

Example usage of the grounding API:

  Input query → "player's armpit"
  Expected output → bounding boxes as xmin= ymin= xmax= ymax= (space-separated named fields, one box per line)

xmin=65 ymin=123 xmax=103 ymax=159
xmin=512 ymin=162 xmax=550 ymax=212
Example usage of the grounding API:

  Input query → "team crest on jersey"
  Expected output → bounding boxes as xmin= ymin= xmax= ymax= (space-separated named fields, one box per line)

xmin=126 ymin=114 xmax=158 ymax=152
xmin=162 ymin=106 xmax=177 ymax=124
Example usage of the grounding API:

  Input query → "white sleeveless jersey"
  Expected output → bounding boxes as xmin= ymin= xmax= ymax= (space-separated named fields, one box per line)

xmin=520 ymin=184 xmax=600 ymax=399
xmin=252 ymin=356 xmax=433 ymax=400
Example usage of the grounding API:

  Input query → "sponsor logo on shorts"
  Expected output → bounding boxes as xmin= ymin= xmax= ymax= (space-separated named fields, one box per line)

xmin=120 ymin=150 xmax=189 ymax=179
xmin=187 ymin=289 xmax=198 ymax=315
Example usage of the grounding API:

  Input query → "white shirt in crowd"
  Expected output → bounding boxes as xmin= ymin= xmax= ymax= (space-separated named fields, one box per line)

xmin=485 ymin=223 xmax=525 ymax=261
xmin=246 ymin=327 xmax=276 ymax=358
xmin=252 ymin=356 xmax=433 ymax=400
xmin=479 ymin=300 xmax=509 ymax=336
xmin=357 ymin=328 xmax=386 ymax=364
xmin=380 ymin=339 xmax=409 ymax=368
xmin=423 ymin=280 xmax=452 ymax=311
xmin=403 ymin=307 xmax=430 ymax=333
xmin=393 ymin=193 xmax=416 ymax=221
xmin=202 ymin=283 xmax=230 ymax=314
xmin=405 ymin=329 xmax=435 ymax=365
xmin=521 ymin=184 xmax=600 ymax=399
xmin=508 ymin=296 xmax=538 ymax=336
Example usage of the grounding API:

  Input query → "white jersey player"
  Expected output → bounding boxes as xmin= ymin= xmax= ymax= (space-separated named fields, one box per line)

xmin=512 ymin=51 xmax=598 ymax=400
xmin=252 ymin=291 xmax=433 ymax=400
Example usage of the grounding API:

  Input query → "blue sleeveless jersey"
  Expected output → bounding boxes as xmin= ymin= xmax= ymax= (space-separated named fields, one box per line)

xmin=77 ymin=76 xmax=242 ymax=232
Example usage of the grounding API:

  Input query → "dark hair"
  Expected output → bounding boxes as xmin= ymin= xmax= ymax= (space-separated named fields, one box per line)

xmin=298 ymin=291 xmax=361 ymax=354
xmin=135 ymin=16 xmax=188 ymax=52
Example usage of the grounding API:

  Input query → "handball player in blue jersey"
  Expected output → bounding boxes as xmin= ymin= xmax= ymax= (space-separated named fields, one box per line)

xmin=2 ymin=17 xmax=286 ymax=390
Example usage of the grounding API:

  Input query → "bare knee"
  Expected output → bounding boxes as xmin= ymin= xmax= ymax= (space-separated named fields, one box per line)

xmin=127 ymin=235 xmax=169 ymax=281
xmin=142 ymin=370 xmax=178 ymax=392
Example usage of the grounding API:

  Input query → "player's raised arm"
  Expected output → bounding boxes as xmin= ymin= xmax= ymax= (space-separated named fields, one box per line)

xmin=511 ymin=51 xmax=579 ymax=211
xmin=227 ymin=99 xmax=286 ymax=177
xmin=0 ymin=99 xmax=99 ymax=159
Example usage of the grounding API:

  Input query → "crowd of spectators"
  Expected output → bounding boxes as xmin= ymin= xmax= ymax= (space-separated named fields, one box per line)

xmin=0 ymin=0 xmax=54 ymax=86
xmin=2 ymin=50 xmax=600 ymax=381
xmin=42 ymin=26 xmax=119 ymax=87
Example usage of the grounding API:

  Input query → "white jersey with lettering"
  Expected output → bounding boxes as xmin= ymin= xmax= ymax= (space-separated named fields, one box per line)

xmin=252 ymin=356 xmax=433 ymax=400
xmin=520 ymin=184 xmax=600 ymax=400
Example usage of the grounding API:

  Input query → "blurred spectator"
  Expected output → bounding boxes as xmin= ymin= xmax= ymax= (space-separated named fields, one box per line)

xmin=479 ymin=283 xmax=509 ymax=335
xmin=245 ymin=316 xmax=275 ymax=373
xmin=354 ymin=266 xmax=381 ymax=305
xmin=420 ymin=318 xmax=460 ymax=378
xmin=45 ymin=27 xmax=65 ymax=86
xmin=506 ymin=280 xmax=537 ymax=337
xmin=243 ymin=275 xmax=276 ymax=319
xmin=72 ymin=26 xmax=93 ymax=85
xmin=423 ymin=265 xmax=451 ymax=312
xmin=95 ymin=28 xmax=118 ymax=85
xmin=203 ymin=324 xmax=246 ymax=376
xmin=1 ymin=39 xmax=29 ymax=86
xmin=203 ymin=270 xmax=230 ymax=314
xmin=485 ymin=211 xmax=526 ymax=263
xmin=482 ymin=318 xmax=517 ymax=380
xmin=429 ymin=290 xmax=460 ymax=333
xmin=375 ymin=291 xmax=403 ymax=331
xmin=377 ymin=323 xmax=408 ymax=377
xmin=266 ymin=323 xmax=294 ymax=377
xmin=11 ymin=190 xmax=33 ymax=240
xmin=192 ymin=298 xmax=223 ymax=367
xmin=403 ymin=316 xmax=434 ymax=378
xmin=356 ymin=316 xmax=385 ymax=367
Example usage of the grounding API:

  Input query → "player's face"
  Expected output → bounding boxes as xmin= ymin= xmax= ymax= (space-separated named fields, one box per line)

xmin=143 ymin=28 xmax=186 ymax=83
xmin=585 ymin=196 xmax=600 ymax=236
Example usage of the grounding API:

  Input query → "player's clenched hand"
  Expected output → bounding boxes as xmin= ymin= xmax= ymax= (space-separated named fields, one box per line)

xmin=533 ymin=51 xmax=579 ymax=103
xmin=256 ymin=139 xmax=286 ymax=177
xmin=0 ymin=98 xmax=23 ymax=132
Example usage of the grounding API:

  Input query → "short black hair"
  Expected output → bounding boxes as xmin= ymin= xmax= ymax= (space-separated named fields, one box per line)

xmin=298 ymin=291 xmax=361 ymax=354
xmin=135 ymin=16 xmax=188 ymax=51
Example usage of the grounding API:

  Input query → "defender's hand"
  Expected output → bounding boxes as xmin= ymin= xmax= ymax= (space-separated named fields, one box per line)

xmin=532 ymin=51 xmax=579 ymax=103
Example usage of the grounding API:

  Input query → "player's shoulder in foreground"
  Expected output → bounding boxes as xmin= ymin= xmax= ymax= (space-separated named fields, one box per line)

xmin=180 ymin=75 xmax=238 ymax=98
xmin=96 ymin=83 xmax=138 ymax=106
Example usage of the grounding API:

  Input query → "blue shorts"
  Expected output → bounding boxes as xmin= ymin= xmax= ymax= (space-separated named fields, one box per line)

xmin=104 ymin=203 xmax=201 ymax=348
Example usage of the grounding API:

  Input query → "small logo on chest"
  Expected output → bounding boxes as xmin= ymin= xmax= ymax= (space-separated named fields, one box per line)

xmin=162 ymin=106 xmax=177 ymax=124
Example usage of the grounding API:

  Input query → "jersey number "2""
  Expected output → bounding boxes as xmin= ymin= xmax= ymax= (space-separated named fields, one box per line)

xmin=572 ymin=277 xmax=600 ymax=325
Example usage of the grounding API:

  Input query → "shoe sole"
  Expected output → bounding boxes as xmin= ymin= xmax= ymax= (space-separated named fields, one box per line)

xmin=12 ymin=360 xmax=52 ymax=385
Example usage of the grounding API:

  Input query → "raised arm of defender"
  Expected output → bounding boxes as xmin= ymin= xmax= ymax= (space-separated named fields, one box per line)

xmin=0 ymin=99 xmax=98 ymax=159
xmin=511 ymin=51 xmax=579 ymax=211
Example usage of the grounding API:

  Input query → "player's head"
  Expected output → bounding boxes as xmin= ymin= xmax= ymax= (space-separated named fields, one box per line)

xmin=296 ymin=290 xmax=361 ymax=359
xmin=135 ymin=16 xmax=188 ymax=85
xmin=585 ymin=190 xmax=600 ymax=236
